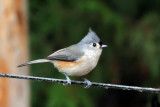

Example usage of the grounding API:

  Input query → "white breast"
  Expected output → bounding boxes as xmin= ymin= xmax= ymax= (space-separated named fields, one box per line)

xmin=52 ymin=49 xmax=102 ymax=77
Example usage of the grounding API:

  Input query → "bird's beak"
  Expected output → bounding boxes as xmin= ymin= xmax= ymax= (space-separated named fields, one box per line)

xmin=101 ymin=44 xmax=107 ymax=48
xmin=99 ymin=42 xmax=107 ymax=48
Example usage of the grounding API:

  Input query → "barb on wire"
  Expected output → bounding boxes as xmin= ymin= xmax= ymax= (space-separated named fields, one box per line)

xmin=0 ymin=73 xmax=159 ymax=93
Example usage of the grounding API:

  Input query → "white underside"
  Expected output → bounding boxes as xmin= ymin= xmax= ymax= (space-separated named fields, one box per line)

xmin=52 ymin=49 xmax=102 ymax=76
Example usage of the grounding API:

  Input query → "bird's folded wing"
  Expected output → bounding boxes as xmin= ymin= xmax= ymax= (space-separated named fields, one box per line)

xmin=45 ymin=45 xmax=84 ymax=62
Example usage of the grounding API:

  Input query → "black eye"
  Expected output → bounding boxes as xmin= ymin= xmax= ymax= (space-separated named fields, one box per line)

xmin=93 ymin=43 xmax=96 ymax=47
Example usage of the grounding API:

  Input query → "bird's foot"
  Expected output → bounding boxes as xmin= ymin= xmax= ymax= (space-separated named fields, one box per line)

xmin=63 ymin=78 xmax=71 ymax=86
xmin=62 ymin=72 xmax=71 ymax=86
xmin=82 ymin=78 xmax=92 ymax=88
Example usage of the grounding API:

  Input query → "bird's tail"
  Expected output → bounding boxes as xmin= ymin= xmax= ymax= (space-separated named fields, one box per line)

xmin=17 ymin=59 xmax=50 ymax=67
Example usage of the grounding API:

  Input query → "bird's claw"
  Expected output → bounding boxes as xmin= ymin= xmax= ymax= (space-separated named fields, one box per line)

xmin=82 ymin=78 xmax=92 ymax=88
xmin=62 ymin=72 xmax=71 ymax=86
xmin=63 ymin=79 xmax=71 ymax=86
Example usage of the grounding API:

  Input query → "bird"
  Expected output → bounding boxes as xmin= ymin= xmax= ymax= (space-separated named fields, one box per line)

xmin=18 ymin=28 xmax=107 ymax=88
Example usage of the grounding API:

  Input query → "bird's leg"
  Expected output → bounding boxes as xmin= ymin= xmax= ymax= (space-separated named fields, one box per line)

xmin=82 ymin=78 xmax=92 ymax=88
xmin=62 ymin=72 xmax=71 ymax=86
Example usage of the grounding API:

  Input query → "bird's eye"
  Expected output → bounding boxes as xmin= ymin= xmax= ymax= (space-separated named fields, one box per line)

xmin=93 ymin=43 xmax=96 ymax=47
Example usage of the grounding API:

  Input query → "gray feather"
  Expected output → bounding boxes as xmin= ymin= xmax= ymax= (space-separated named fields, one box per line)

xmin=17 ymin=59 xmax=50 ymax=67
xmin=80 ymin=28 xmax=100 ymax=44
xmin=46 ymin=45 xmax=84 ymax=62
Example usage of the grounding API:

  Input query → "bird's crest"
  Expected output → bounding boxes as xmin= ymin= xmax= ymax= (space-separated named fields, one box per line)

xmin=80 ymin=28 xmax=100 ymax=44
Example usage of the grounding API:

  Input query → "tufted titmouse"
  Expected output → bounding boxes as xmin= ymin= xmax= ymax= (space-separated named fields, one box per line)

xmin=18 ymin=28 xmax=107 ymax=88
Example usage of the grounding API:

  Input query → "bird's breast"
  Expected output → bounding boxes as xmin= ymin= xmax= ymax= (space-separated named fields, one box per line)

xmin=53 ymin=50 xmax=102 ymax=76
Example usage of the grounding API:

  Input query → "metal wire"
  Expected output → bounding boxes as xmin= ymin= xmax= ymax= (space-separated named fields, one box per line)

xmin=0 ymin=73 xmax=159 ymax=93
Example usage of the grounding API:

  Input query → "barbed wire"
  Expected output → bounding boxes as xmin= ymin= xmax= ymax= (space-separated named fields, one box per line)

xmin=0 ymin=73 xmax=159 ymax=93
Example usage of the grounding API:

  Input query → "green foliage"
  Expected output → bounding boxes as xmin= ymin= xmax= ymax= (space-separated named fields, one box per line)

xmin=29 ymin=0 xmax=160 ymax=106
xmin=46 ymin=85 xmax=94 ymax=107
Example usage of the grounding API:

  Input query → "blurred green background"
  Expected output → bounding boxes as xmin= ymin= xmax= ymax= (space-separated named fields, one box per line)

xmin=29 ymin=0 xmax=160 ymax=107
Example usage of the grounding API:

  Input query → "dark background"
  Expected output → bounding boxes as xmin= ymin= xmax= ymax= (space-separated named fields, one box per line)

xmin=29 ymin=0 xmax=160 ymax=107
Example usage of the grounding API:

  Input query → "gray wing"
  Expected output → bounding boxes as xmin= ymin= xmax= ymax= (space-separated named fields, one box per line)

xmin=46 ymin=45 xmax=84 ymax=62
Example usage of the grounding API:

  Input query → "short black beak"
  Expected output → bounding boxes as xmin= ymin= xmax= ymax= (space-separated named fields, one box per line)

xmin=99 ymin=41 xmax=107 ymax=48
